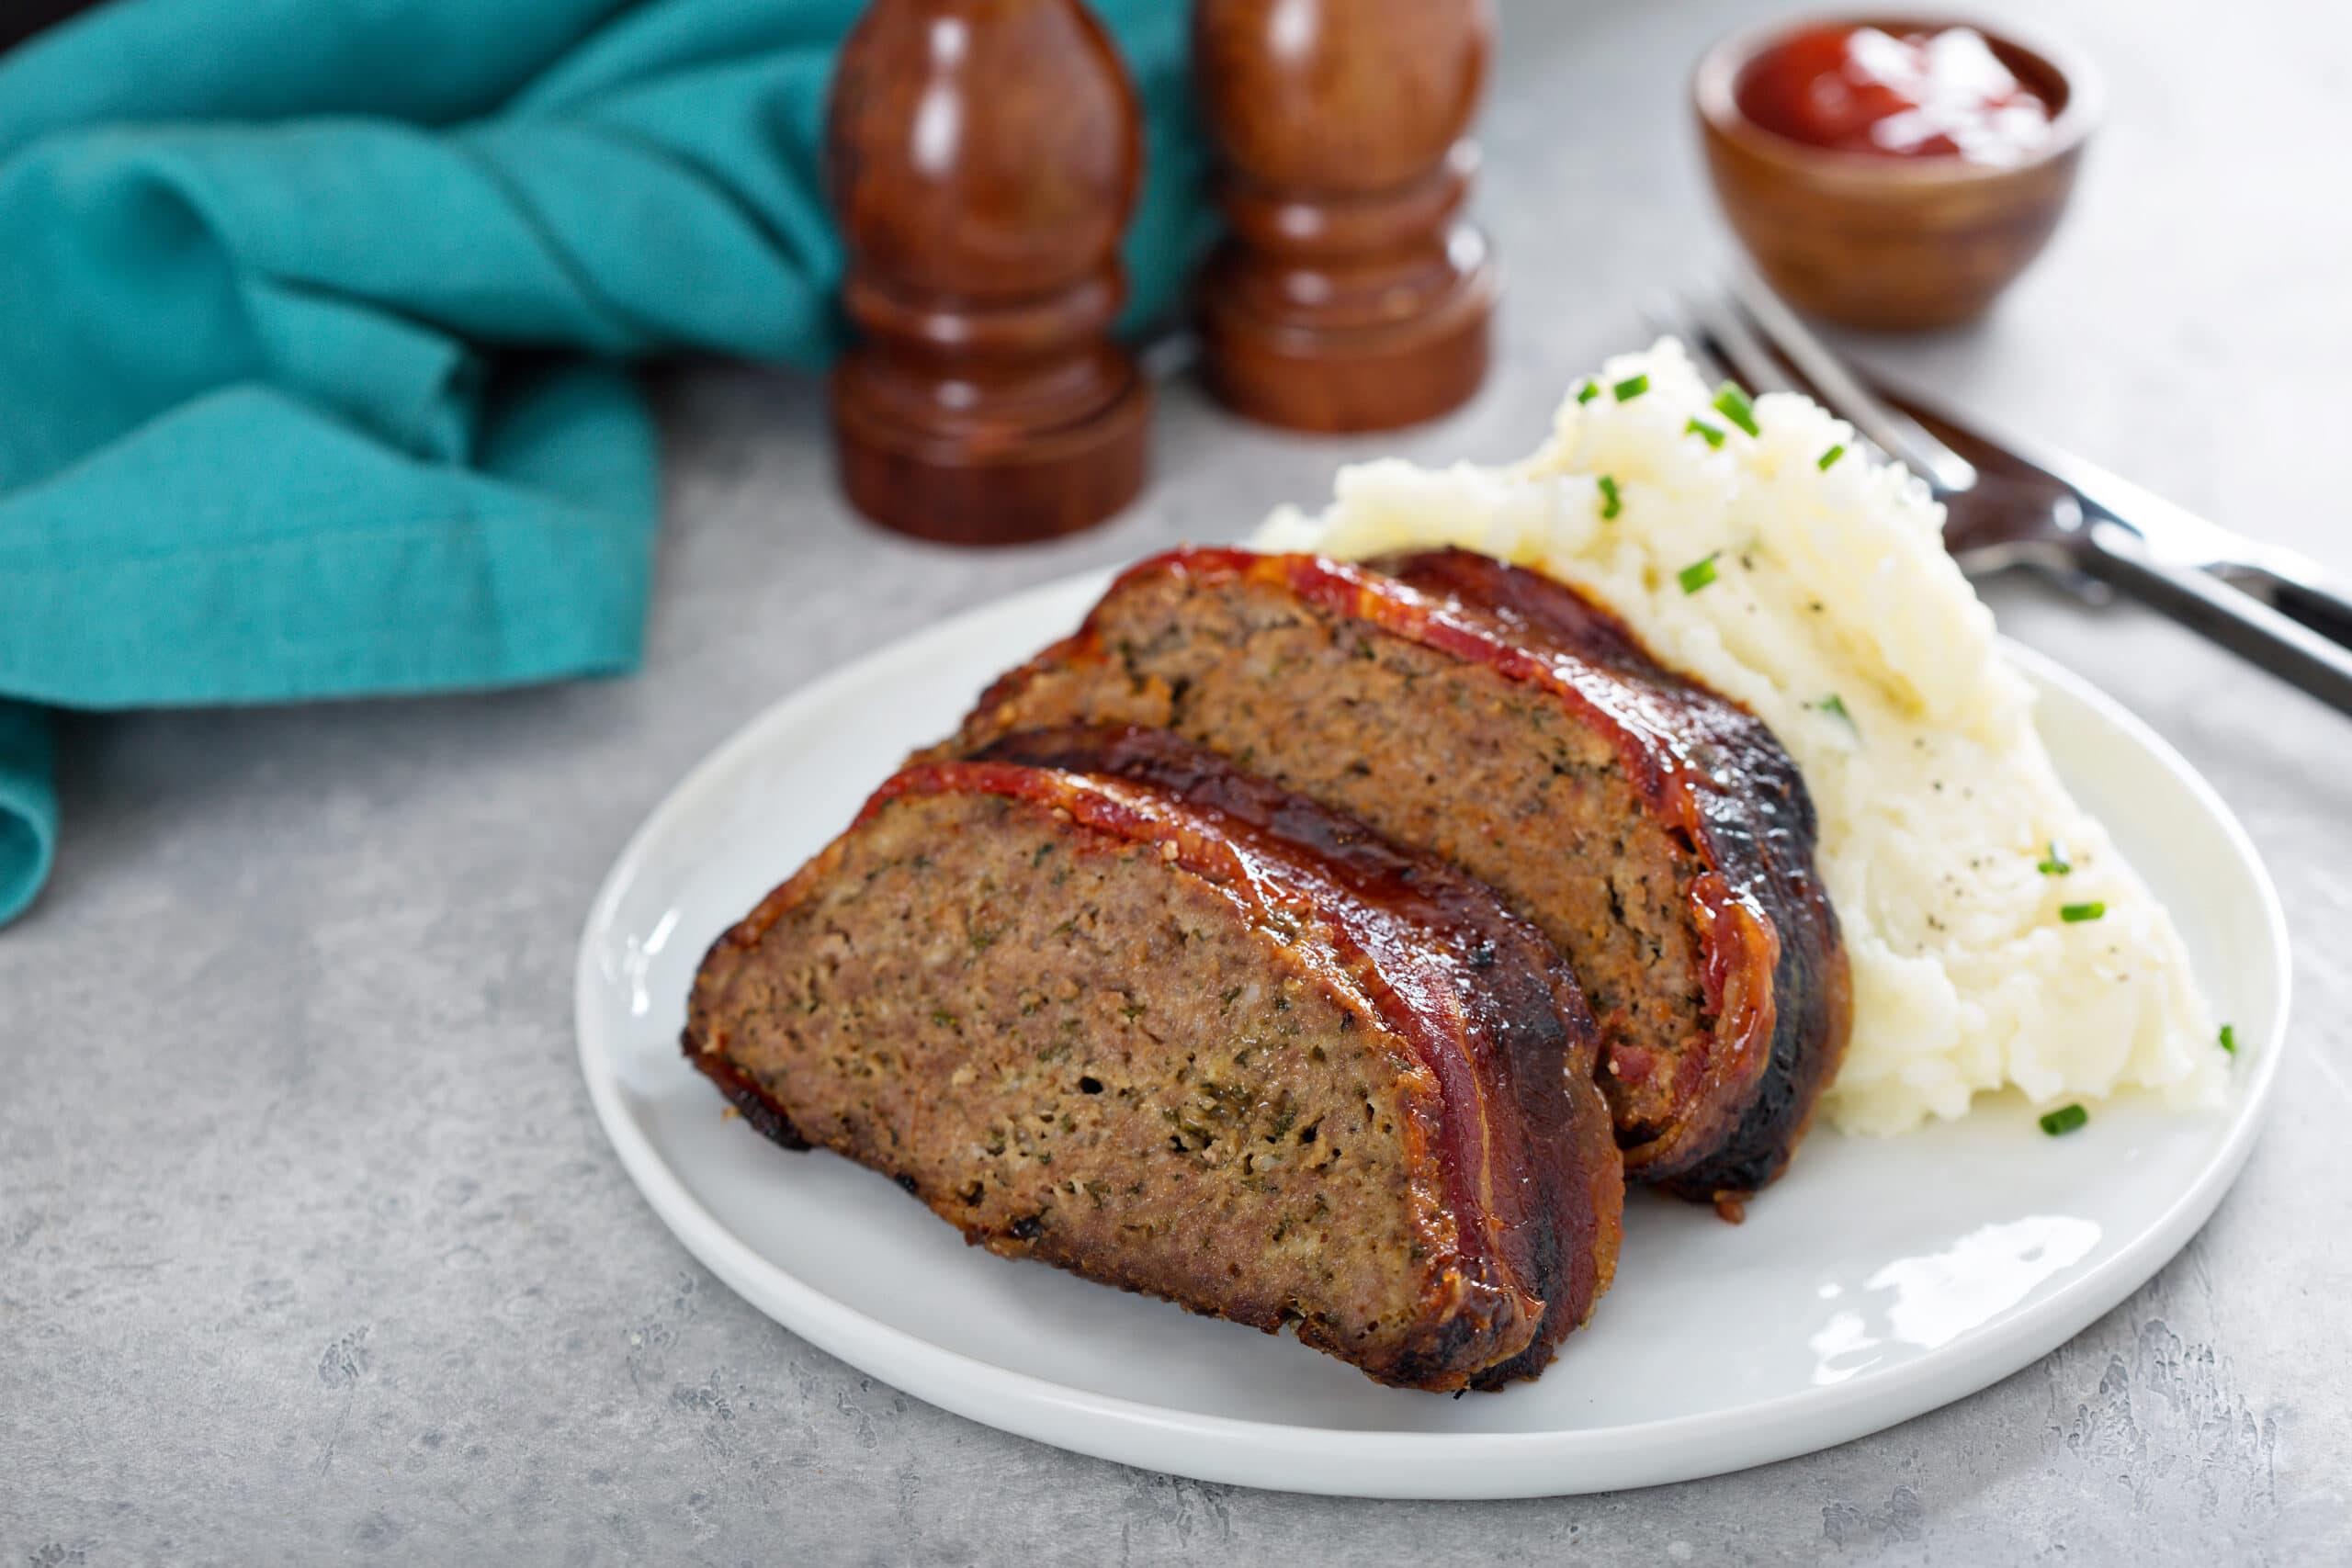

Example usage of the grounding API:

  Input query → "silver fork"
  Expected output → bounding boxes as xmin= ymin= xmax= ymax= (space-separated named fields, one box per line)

xmin=1645 ymin=275 xmax=2352 ymax=716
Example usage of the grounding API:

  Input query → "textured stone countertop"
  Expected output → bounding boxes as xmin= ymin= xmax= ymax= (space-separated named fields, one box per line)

xmin=6 ymin=1 xmax=2346 ymax=1562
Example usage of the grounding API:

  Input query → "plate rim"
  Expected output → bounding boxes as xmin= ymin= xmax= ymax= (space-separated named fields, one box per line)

xmin=574 ymin=568 xmax=2290 ymax=1499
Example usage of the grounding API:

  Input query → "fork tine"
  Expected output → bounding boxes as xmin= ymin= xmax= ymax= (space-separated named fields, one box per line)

xmin=1637 ymin=290 xmax=1735 ymax=387
xmin=1685 ymin=286 xmax=1803 ymax=400
xmin=1725 ymin=269 xmax=1980 ymax=492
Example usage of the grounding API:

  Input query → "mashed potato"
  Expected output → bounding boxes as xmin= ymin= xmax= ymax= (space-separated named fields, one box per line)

xmin=1253 ymin=340 xmax=2227 ymax=1134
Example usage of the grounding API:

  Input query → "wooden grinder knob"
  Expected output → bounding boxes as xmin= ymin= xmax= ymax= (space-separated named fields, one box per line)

xmin=1194 ymin=0 xmax=1499 ymax=433
xmin=827 ymin=0 xmax=1150 ymax=545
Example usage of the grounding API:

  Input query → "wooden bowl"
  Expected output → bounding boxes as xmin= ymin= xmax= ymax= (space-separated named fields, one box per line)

xmin=1694 ymin=16 xmax=2102 ymax=331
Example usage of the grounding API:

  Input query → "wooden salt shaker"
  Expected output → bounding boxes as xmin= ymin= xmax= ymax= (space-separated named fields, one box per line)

xmin=1193 ymin=0 xmax=1499 ymax=433
xmin=826 ymin=0 xmax=1149 ymax=545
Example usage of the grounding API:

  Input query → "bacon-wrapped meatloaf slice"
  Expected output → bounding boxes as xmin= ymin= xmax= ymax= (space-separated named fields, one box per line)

xmin=684 ymin=728 xmax=1622 ymax=1391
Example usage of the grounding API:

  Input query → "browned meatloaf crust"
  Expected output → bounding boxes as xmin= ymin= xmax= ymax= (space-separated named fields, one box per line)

xmin=683 ymin=732 xmax=1623 ymax=1392
xmin=941 ymin=547 xmax=1851 ymax=1204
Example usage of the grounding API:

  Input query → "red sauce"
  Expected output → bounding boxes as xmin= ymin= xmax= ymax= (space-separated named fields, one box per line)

xmin=1737 ymin=25 xmax=2053 ymax=165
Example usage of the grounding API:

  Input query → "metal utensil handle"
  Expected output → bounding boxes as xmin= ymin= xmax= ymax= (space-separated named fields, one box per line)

xmin=2080 ymin=521 xmax=2352 ymax=716
xmin=2216 ymin=563 xmax=2352 ymax=653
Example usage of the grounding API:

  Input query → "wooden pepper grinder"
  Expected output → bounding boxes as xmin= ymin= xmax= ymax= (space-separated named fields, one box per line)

xmin=827 ymin=0 xmax=1150 ymax=544
xmin=1193 ymin=0 xmax=1500 ymax=433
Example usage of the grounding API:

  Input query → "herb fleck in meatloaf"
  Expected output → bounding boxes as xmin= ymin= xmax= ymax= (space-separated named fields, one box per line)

xmin=684 ymin=729 xmax=1622 ymax=1391
xmin=943 ymin=547 xmax=1852 ymax=1204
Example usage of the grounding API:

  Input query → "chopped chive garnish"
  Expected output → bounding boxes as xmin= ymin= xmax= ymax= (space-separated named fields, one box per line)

xmin=1597 ymin=475 xmax=1623 ymax=520
xmin=1685 ymin=417 xmax=1725 ymax=449
xmin=1818 ymin=444 xmax=1846 ymax=471
xmin=1612 ymin=374 xmax=1649 ymax=403
xmin=1713 ymin=381 xmax=1759 ymax=436
xmin=2059 ymin=901 xmax=2106 ymax=923
xmin=2036 ymin=840 xmax=2072 ymax=876
xmin=1816 ymin=693 xmax=1854 ymax=728
xmin=2040 ymin=1103 xmax=2089 ymax=1136
xmin=1678 ymin=553 xmax=1721 ymax=594
xmin=1576 ymin=380 xmax=1600 ymax=405
xmin=2219 ymin=1024 xmax=2237 ymax=1055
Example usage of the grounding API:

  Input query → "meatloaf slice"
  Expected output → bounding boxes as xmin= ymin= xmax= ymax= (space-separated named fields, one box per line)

xmin=684 ymin=737 xmax=1623 ymax=1391
xmin=941 ymin=547 xmax=1851 ymax=1204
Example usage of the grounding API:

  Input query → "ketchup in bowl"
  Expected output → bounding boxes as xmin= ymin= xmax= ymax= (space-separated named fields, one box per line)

xmin=1736 ymin=25 xmax=2053 ymax=166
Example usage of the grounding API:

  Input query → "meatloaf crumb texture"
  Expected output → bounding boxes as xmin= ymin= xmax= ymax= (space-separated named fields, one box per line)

xmin=978 ymin=725 xmax=1622 ymax=1384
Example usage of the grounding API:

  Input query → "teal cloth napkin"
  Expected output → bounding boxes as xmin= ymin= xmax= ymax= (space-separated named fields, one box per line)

xmin=0 ymin=0 xmax=1213 ymax=927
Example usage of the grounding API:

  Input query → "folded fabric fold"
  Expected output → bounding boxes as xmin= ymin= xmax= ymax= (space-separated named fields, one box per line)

xmin=0 ymin=703 xmax=56 ymax=926
xmin=0 ymin=0 xmax=1216 ymax=926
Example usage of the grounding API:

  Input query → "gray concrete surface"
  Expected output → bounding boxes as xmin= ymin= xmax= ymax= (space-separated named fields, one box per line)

xmin=5 ymin=1 xmax=2346 ymax=1562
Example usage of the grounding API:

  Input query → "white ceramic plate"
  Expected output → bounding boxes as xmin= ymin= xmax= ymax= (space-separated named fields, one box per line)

xmin=576 ymin=568 xmax=2288 ymax=1500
